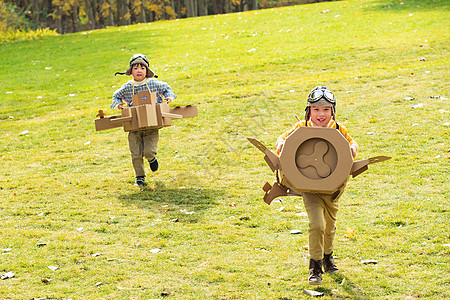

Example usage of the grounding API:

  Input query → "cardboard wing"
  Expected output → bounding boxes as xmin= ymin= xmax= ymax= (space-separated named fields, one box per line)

xmin=94 ymin=91 xmax=198 ymax=132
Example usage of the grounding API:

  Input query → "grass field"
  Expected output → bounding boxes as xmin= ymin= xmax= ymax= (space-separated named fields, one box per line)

xmin=0 ymin=0 xmax=449 ymax=299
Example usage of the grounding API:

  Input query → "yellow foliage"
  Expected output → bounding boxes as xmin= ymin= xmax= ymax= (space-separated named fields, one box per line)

xmin=0 ymin=28 xmax=59 ymax=44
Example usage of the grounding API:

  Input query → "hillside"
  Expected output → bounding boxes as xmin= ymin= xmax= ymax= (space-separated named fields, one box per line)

xmin=0 ymin=0 xmax=449 ymax=298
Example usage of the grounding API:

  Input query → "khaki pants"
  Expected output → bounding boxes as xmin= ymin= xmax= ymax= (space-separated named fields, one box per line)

xmin=302 ymin=185 xmax=345 ymax=260
xmin=128 ymin=129 xmax=159 ymax=177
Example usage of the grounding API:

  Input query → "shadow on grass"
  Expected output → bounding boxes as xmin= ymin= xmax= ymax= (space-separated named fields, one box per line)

xmin=329 ymin=272 xmax=370 ymax=300
xmin=118 ymin=180 xmax=223 ymax=222
xmin=299 ymin=273 xmax=369 ymax=299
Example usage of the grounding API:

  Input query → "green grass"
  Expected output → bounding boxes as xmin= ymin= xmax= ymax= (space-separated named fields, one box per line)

xmin=0 ymin=0 xmax=449 ymax=298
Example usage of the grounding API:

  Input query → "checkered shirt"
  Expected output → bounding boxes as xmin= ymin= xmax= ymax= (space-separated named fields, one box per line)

xmin=111 ymin=78 xmax=177 ymax=109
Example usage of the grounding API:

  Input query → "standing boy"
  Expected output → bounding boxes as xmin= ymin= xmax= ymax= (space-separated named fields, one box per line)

xmin=276 ymin=86 xmax=358 ymax=285
xmin=112 ymin=54 xmax=177 ymax=187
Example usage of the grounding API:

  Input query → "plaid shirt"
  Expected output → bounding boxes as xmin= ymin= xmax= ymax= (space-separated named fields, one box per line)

xmin=111 ymin=78 xmax=177 ymax=109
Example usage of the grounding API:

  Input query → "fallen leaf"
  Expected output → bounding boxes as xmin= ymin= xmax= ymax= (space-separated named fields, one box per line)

xmin=290 ymin=229 xmax=302 ymax=234
xmin=228 ymin=201 xmax=236 ymax=207
xmin=412 ymin=103 xmax=423 ymax=108
xmin=302 ymin=245 xmax=309 ymax=250
xmin=346 ymin=227 xmax=355 ymax=239
xmin=41 ymin=278 xmax=52 ymax=283
xmin=20 ymin=130 xmax=29 ymax=135
xmin=47 ymin=265 xmax=58 ymax=271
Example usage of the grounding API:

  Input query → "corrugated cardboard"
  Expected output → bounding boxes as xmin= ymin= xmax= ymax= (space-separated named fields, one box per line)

xmin=248 ymin=127 xmax=391 ymax=204
xmin=94 ymin=91 xmax=198 ymax=132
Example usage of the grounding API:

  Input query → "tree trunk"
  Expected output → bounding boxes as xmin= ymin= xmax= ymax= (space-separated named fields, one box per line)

xmin=247 ymin=0 xmax=257 ymax=10
xmin=138 ymin=0 xmax=146 ymax=23
xmin=198 ymin=0 xmax=207 ymax=16
xmin=85 ymin=0 xmax=96 ymax=29
xmin=72 ymin=1 xmax=79 ymax=32
xmin=117 ymin=0 xmax=131 ymax=25
xmin=185 ymin=0 xmax=196 ymax=18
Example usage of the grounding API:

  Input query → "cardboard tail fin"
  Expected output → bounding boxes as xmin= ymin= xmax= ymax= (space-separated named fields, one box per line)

xmin=263 ymin=182 xmax=289 ymax=205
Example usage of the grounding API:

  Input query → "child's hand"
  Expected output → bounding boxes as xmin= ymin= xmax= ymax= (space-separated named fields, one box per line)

xmin=276 ymin=140 xmax=285 ymax=155
xmin=165 ymin=97 xmax=173 ymax=103
xmin=351 ymin=145 xmax=357 ymax=158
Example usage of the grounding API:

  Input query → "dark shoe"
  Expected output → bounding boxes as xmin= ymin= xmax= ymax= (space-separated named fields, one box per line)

xmin=308 ymin=259 xmax=323 ymax=285
xmin=323 ymin=252 xmax=339 ymax=274
xmin=134 ymin=176 xmax=146 ymax=187
xmin=149 ymin=157 xmax=159 ymax=172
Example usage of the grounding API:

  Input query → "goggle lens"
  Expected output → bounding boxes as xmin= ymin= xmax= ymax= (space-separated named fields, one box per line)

xmin=308 ymin=89 xmax=336 ymax=104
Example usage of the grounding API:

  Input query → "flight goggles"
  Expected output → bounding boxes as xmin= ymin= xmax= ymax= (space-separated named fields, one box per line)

xmin=307 ymin=87 xmax=336 ymax=105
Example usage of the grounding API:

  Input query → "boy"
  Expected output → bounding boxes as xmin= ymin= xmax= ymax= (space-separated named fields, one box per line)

xmin=112 ymin=54 xmax=177 ymax=187
xmin=276 ymin=86 xmax=357 ymax=285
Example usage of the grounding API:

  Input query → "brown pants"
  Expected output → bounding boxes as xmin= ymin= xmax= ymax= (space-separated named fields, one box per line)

xmin=302 ymin=185 xmax=345 ymax=260
xmin=128 ymin=129 xmax=159 ymax=177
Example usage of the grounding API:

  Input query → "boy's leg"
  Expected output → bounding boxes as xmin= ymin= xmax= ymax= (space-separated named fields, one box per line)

xmin=142 ymin=129 xmax=159 ymax=171
xmin=322 ymin=186 xmax=344 ymax=255
xmin=302 ymin=192 xmax=325 ymax=261
xmin=128 ymin=131 xmax=146 ymax=178
xmin=321 ymin=185 xmax=345 ymax=273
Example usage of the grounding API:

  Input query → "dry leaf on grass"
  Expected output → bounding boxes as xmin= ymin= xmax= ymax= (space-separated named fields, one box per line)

xmin=346 ymin=227 xmax=355 ymax=239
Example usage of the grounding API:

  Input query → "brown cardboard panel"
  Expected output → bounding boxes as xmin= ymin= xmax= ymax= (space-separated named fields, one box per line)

xmin=95 ymin=101 xmax=197 ymax=132
xmin=94 ymin=116 xmax=126 ymax=131
xmin=248 ymin=127 xmax=391 ymax=200
xmin=279 ymin=127 xmax=353 ymax=193
xmin=169 ymin=105 xmax=198 ymax=118
xmin=132 ymin=91 xmax=157 ymax=106
xmin=351 ymin=156 xmax=391 ymax=178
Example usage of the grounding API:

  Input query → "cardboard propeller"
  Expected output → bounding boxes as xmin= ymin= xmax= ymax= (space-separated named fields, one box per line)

xmin=95 ymin=91 xmax=197 ymax=132
xmin=248 ymin=127 xmax=391 ymax=205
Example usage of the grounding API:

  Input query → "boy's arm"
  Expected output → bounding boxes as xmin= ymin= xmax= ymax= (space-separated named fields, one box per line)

xmin=111 ymin=83 xmax=131 ymax=109
xmin=153 ymin=80 xmax=177 ymax=102
xmin=338 ymin=123 xmax=358 ymax=158
xmin=276 ymin=121 xmax=304 ymax=154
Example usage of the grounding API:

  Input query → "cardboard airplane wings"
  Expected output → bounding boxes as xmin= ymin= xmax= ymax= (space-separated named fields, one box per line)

xmin=248 ymin=127 xmax=391 ymax=205
xmin=95 ymin=91 xmax=197 ymax=132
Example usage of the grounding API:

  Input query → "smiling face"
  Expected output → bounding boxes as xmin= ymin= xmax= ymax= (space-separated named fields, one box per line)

xmin=131 ymin=64 xmax=147 ymax=81
xmin=309 ymin=106 xmax=333 ymax=127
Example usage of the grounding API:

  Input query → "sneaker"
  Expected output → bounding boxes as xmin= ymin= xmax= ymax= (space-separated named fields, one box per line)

xmin=308 ymin=259 xmax=323 ymax=285
xmin=323 ymin=252 xmax=339 ymax=274
xmin=149 ymin=157 xmax=159 ymax=172
xmin=134 ymin=176 xmax=146 ymax=187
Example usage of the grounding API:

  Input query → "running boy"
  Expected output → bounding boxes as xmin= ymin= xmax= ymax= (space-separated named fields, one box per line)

xmin=276 ymin=86 xmax=358 ymax=285
xmin=111 ymin=54 xmax=177 ymax=187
